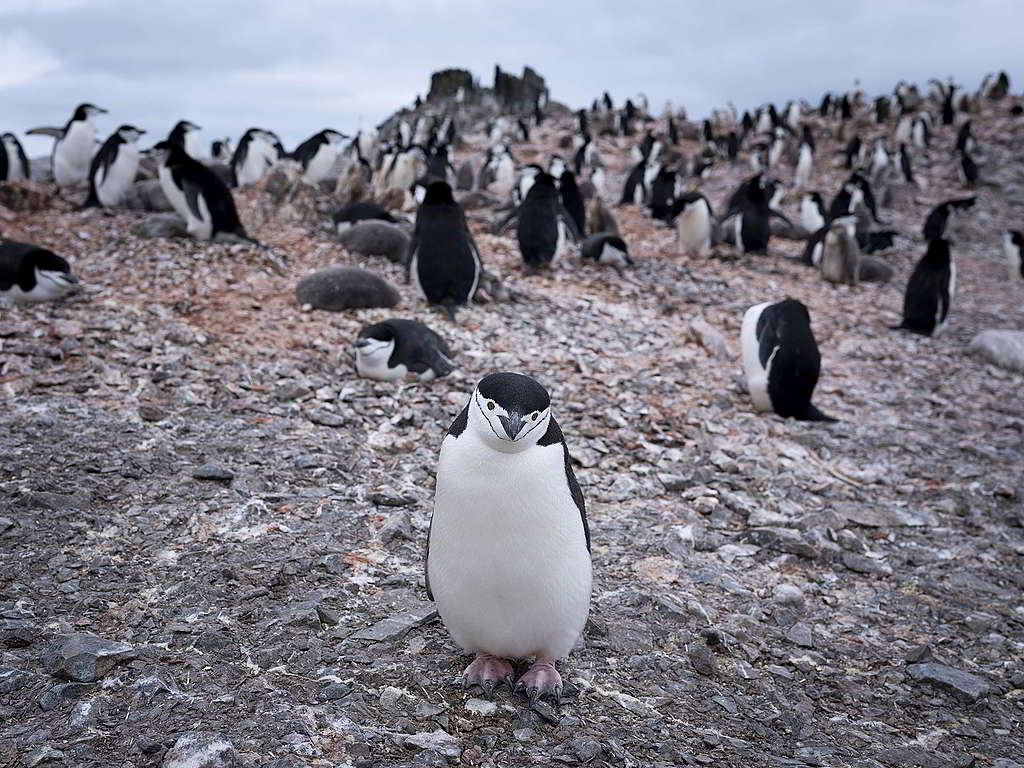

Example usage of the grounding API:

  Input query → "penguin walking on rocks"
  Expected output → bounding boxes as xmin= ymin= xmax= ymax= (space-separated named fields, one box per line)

xmin=516 ymin=173 xmax=580 ymax=272
xmin=893 ymin=238 xmax=955 ymax=336
xmin=0 ymin=239 xmax=79 ymax=305
xmin=741 ymin=299 xmax=836 ymax=422
xmin=52 ymin=103 xmax=106 ymax=188
xmin=1004 ymin=230 xmax=1023 ymax=281
xmin=408 ymin=181 xmax=481 ymax=321
xmin=672 ymin=192 xmax=713 ymax=256
xmin=354 ymin=318 xmax=455 ymax=381
xmin=84 ymin=125 xmax=145 ymax=208
xmin=153 ymin=141 xmax=252 ymax=242
xmin=292 ymin=129 xmax=346 ymax=184
xmin=579 ymin=232 xmax=632 ymax=274
xmin=426 ymin=372 xmax=591 ymax=702
xmin=1 ymin=133 xmax=30 ymax=181
xmin=818 ymin=217 xmax=861 ymax=286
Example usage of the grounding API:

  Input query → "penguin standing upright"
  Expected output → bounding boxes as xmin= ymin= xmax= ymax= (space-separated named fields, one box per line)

xmin=1 ymin=133 xmax=30 ymax=181
xmin=427 ymin=372 xmax=591 ymax=702
xmin=799 ymin=192 xmax=826 ymax=234
xmin=672 ymin=192 xmax=713 ymax=256
xmin=231 ymin=128 xmax=279 ymax=186
xmin=741 ymin=299 xmax=836 ymax=422
xmin=408 ymin=181 xmax=481 ymax=321
xmin=1004 ymin=230 xmax=1023 ymax=281
xmin=648 ymin=166 xmax=678 ymax=221
xmin=210 ymin=138 xmax=233 ymax=164
xmin=818 ymin=217 xmax=861 ymax=286
xmin=723 ymin=173 xmax=791 ymax=254
xmin=0 ymin=240 xmax=79 ymax=305
xmin=620 ymin=158 xmax=650 ymax=205
xmin=84 ymin=125 xmax=145 ymax=208
xmin=153 ymin=141 xmax=252 ymax=242
xmin=52 ymin=103 xmax=106 ymax=188
xmin=922 ymin=197 xmax=975 ymax=240
xmin=517 ymin=173 xmax=579 ymax=272
xmin=893 ymin=238 xmax=955 ymax=336
xmin=168 ymin=120 xmax=203 ymax=158
xmin=353 ymin=319 xmax=455 ymax=381
xmin=959 ymin=150 xmax=979 ymax=187
xmin=559 ymin=170 xmax=586 ymax=236
xmin=291 ymin=129 xmax=346 ymax=184
xmin=794 ymin=125 xmax=814 ymax=188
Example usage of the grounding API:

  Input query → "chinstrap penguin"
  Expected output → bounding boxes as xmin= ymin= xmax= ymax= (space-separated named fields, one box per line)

xmin=354 ymin=319 xmax=455 ymax=381
xmin=893 ymin=238 xmax=955 ymax=336
xmin=52 ymin=103 xmax=106 ymax=188
xmin=84 ymin=124 xmax=145 ymax=208
xmin=1004 ymin=230 xmax=1023 ymax=281
xmin=1 ymin=133 xmax=30 ymax=181
xmin=0 ymin=240 xmax=79 ymax=304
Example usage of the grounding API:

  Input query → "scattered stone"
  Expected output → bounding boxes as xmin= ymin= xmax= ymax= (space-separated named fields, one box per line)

xmin=464 ymin=698 xmax=497 ymax=716
xmin=349 ymin=601 xmax=438 ymax=643
xmin=319 ymin=682 xmax=352 ymax=701
xmin=570 ymin=737 xmax=601 ymax=763
xmin=969 ymin=329 xmax=1024 ymax=373
xmin=307 ymin=409 xmax=346 ymax=428
xmin=23 ymin=745 xmax=65 ymax=767
xmin=840 ymin=551 xmax=893 ymax=576
xmin=191 ymin=464 xmax=234 ymax=483
xmin=907 ymin=662 xmax=991 ymax=702
xmin=138 ymin=404 xmax=169 ymax=422
xmin=162 ymin=731 xmax=238 ymax=768
xmin=0 ymin=666 xmax=31 ymax=694
xmin=688 ymin=644 xmax=717 ymax=676
xmin=396 ymin=729 xmax=460 ymax=760
xmin=688 ymin=318 xmax=729 ymax=358
xmin=41 ymin=633 xmax=137 ymax=682
xmin=296 ymin=266 xmax=400 ymax=311
xmin=133 ymin=213 xmax=188 ymax=239
xmin=786 ymin=623 xmax=814 ymax=648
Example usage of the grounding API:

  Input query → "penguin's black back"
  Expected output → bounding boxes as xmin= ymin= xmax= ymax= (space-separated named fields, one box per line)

xmin=291 ymin=130 xmax=329 ymax=168
xmin=898 ymin=238 xmax=953 ymax=336
xmin=413 ymin=183 xmax=479 ymax=312
xmin=162 ymin=142 xmax=246 ymax=238
xmin=334 ymin=201 xmax=397 ymax=227
xmin=619 ymin=162 xmax=646 ymax=205
xmin=0 ymin=240 xmax=71 ymax=292
xmin=359 ymin=318 xmax=455 ymax=378
xmin=518 ymin=173 xmax=561 ymax=266
xmin=649 ymin=168 xmax=677 ymax=222
xmin=758 ymin=299 xmax=834 ymax=422
xmin=559 ymin=170 xmax=586 ymax=236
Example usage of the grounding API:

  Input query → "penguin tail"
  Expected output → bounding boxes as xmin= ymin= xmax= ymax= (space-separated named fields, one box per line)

xmin=799 ymin=404 xmax=838 ymax=423
xmin=441 ymin=299 xmax=458 ymax=323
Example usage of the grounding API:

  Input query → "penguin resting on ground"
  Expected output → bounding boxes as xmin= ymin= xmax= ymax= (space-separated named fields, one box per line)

xmin=741 ymin=298 xmax=836 ymax=422
xmin=84 ymin=125 xmax=145 ymax=208
xmin=152 ymin=140 xmax=253 ymax=242
xmin=426 ymin=372 xmax=591 ymax=702
xmin=0 ymin=240 xmax=79 ymax=305
xmin=354 ymin=318 xmax=455 ymax=381
xmin=579 ymin=233 xmax=632 ymax=274
xmin=408 ymin=181 xmax=481 ymax=321
xmin=893 ymin=238 xmax=955 ymax=336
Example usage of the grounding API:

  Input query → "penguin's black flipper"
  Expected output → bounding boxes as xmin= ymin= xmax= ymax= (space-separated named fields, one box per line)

xmin=492 ymin=206 xmax=519 ymax=235
xmin=768 ymin=208 xmax=795 ymax=228
xmin=404 ymin=233 xmax=419 ymax=285
xmin=181 ymin=178 xmax=205 ymax=221
xmin=559 ymin=204 xmax=582 ymax=242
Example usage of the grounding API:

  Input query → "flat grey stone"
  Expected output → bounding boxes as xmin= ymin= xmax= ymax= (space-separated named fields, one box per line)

xmin=162 ymin=731 xmax=238 ymax=768
xmin=349 ymin=601 xmax=438 ymax=643
xmin=41 ymin=633 xmax=136 ymax=682
xmin=192 ymin=464 xmax=234 ymax=482
xmin=907 ymin=662 xmax=991 ymax=702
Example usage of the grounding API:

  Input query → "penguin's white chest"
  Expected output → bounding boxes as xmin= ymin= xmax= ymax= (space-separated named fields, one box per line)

xmin=54 ymin=121 xmax=95 ymax=186
xmin=304 ymin=143 xmax=339 ymax=184
xmin=741 ymin=302 xmax=774 ymax=412
xmin=158 ymin=164 xmax=189 ymax=220
xmin=428 ymin=434 xmax=591 ymax=661
xmin=4 ymin=141 xmax=27 ymax=179
xmin=677 ymin=202 xmax=711 ymax=255
xmin=97 ymin=145 xmax=139 ymax=206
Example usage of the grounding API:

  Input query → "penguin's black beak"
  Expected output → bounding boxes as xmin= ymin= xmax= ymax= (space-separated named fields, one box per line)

xmin=498 ymin=412 xmax=524 ymax=440
xmin=355 ymin=338 xmax=371 ymax=349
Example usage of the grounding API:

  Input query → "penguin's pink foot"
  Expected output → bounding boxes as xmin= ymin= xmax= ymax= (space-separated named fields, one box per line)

xmin=515 ymin=660 xmax=562 ymax=703
xmin=462 ymin=654 xmax=514 ymax=696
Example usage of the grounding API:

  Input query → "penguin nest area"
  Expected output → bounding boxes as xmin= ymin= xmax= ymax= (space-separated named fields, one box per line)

xmin=2 ymin=99 xmax=1023 ymax=766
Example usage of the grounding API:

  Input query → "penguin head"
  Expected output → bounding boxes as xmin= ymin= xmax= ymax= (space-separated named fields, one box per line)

xmin=322 ymin=129 xmax=346 ymax=145
xmin=175 ymin=120 xmax=201 ymax=133
xmin=19 ymin=248 xmax=78 ymax=303
xmin=354 ymin=322 xmax=397 ymax=366
xmin=548 ymin=155 xmax=566 ymax=177
xmin=74 ymin=103 xmax=106 ymax=121
xmin=117 ymin=125 xmax=145 ymax=143
xmin=468 ymin=372 xmax=552 ymax=453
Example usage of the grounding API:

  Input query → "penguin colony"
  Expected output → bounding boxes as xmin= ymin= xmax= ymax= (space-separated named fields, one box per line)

xmin=1 ymin=69 xmax=1021 ymax=701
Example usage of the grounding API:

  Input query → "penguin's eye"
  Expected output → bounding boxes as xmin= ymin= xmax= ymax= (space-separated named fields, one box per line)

xmin=486 ymin=400 xmax=496 ymax=411
xmin=531 ymin=412 xmax=539 ymax=421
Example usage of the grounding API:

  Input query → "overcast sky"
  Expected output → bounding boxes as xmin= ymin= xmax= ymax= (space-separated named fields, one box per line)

xmin=2 ymin=0 xmax=1019 ymax=157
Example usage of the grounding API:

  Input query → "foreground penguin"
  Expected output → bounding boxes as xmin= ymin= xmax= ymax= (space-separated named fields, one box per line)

xmin=153 ymin=141 xmax=252 ymax=242
xmin=0 ymin=240 xmax=79 ymax=304
xmin=741 ymin=299 xmax=836 ymax=422
xmin=408 ymin=181 xmax=481 ymax=321
xmin=893 ymin=238 xmax=955 ymax=336
xmin=427 ymin=372 xmax=591 ymax=702
xmin=52 ymin=103 xmax=106 ymax=188
xmin=84 ymin=125 xmax=145 ymax=208
xmin=354 ymin=319 xmax=455 ymax=381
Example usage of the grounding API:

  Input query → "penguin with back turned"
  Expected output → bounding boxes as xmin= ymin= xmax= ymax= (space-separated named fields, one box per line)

xmin=408 ymin=181 xmax=481 ymax=321
xmin=291 ymin=129 xmax=347 ymax=184
xmin=722 ymin=173 xmax=792 ymax=254
xmin=741 ymin=299 xmax=836 ymax=422
xmin=84 ymin=125 xmax=145 ymax=208
xmin=893 ymin=238 xmax=955 ymax=336
xmin=52 ymin=103 xmax=106 ymax=188
xmin=0 ymin=239 xmax=79 ymax=305
xmin=152 ymin=140 xmax=252 ymax=242
xmin=427 ymin=372 xmax=591 ymax=702
xmin=354 ymin=318 xmax=455 ymax=381
xmin=559 ymin=170 xmax=586 ymax=236
xmin=517 ymin=172 xmax=580 ymax=272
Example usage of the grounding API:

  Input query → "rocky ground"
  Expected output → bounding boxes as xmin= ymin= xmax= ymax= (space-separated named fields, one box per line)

xmin=1 ymin=96 xmax=1023 ymax=768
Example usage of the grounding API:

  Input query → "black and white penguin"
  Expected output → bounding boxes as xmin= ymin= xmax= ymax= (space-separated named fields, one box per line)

xmin=955 ymin=120 xmax=974 ymax=154
xmin=958 ymin=150 xmax=979 ymax=187
xmin=794 ymin=125 xmax=814 ymax=188
xmin=1 ymin=133 xmax=30 ymax=181
xmin=648 ymin=166 xmax=678 ymax=221
xmin=83 ymin=125 xmax=145 ymax=208
xmin=333 ymin=201 xmax=397 ymax=233
xmin=725 ymin=131 xmax=740 ymax=163
xmin=672 ymin=192 xmax=713 ymax=256
xmin=893 ymin=238 xmax=955 ymax=336
xmin=870 ymin=137 xmax=890 ymax=178
xmin=818 ymin=217 xmax=861 ymax=286
xmin=620 ymin=159 xmax=650 ymax=205
xmin=895 ymin=143 xmax=917 ymax=186
xmin=409 ymin=181 xmax=481 ymax=321
xmin=922 ymin=197 xmax=975 ymax=240
xmin=912 ymin=115 xmax=931 ymax=148
xmin=231 ymin=128 xmax=279 ymax=186
xmin=291 ymin=129 xmax=346 ymax=184
xmin=52 ymin=103 xmax=106 ymax=188
xmin=152 ymin=140 xmax=251 ymax=242
xmin=0 ymin=240 xmax=79 ymax=305
xmin=741 ymin=299 xmax=836 ymax=422
xmin=518 ymin=173 xmax=579 ymax=271
xmin=559 ymin=170 xmax=586 ymax=236
xmin=579 ymin=232 xmax=632 ymax=273
xmin=799 ymin=192 xmax=826 ymax=234
xmin=426 ymin=371 xmax=591 ymax=702
xmin=167 ymin=120 xmax=203 ymax=158
xmin=353 ymin=319 xmax=455 ymax=381
xmin=843 ymin=136 xmax=864 ymax=170
xmin=723 ymin=173 xmax=791 ymax=254
xmin=210 ymin=138 xmax=233 ymax=164
xmin=1004 ymin=230 xmax=1023 ymax=281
